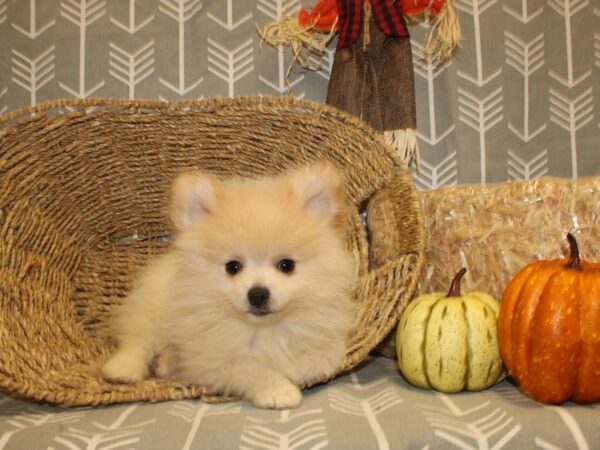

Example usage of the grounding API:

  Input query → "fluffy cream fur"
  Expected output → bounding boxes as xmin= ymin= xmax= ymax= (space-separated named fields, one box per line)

xmin=102 ymin=162 xmax=358 ymax=409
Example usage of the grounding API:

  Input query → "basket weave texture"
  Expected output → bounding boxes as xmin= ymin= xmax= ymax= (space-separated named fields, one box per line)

xmin=0 ymin=96 xmax=424 ymax=406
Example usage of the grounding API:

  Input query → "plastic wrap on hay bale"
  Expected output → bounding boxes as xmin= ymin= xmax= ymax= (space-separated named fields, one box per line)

xmin=0 ymin=96 xmax=424 ymax=406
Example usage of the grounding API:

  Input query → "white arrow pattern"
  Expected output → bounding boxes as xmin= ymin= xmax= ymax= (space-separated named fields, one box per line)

xmin=208 ymin=0 xmax=252 ymax=31
xmin=412 ymin=151 xmax=458 ymax=190
xmin=257 ymin=0 xmax=299 ymax=21
xmin=0 ymin=407 xmax=86 ymax=450
xmin=241 ymin=409 xmax=328 ymax=450
xmin=59 ymin=0 xmax=106 ymax=98
xmin=109 ymin=40 xmax=154 ymax=99
xmin=503 ymin=0 xmax=544 ymax=23
xmin=259 ymin=46 xmax=304 ymax=93
xmin=549 ymin=87 xmax=593 ymax=179
xmin=413 ymin=38 xmax=455 ymax=146
xmin=11 ymin=45 xmax=55 ymax=106
xmin=11 ymin=0 xmax=55 ymax=39
xmin=535 ymin=407 xmax=590 ymax=450
xmin=208 ymin=38 xmax=254 ymax=97
xmin=257 ymin=0 xmax=303 ymax=93
xmin=159 ymin=0 xmax=202 ymax=21
xmin=159 ymin=0 xmax=204 ymax=96
xmin=504 ymin=31 xmax=546 ymax=142
xmin=50 ymin=405 xmax=154 ymax=450
xmin=0 ymin=0 xmax=598 ymax=184
xmin=458 ymin=87 xmax=504 ymax=183
xmin=507 ymin=148 xmax=549 ymax=180
xmin=329 ymin=373 xmax=403 ymax=450
xmin=0 ymin=0 xmax=6 ymax=24
xmin=0 ymin=355 xmax=599 ymax=449
xmin=419 ymin=393 xmax=522 ymax=450
xmin=169 ymin=401 xmax=241 ymax=450
xmin=307 ymin=47 xmax=335 ymax=80
xmin=547 ymin=0 xmax=591 ymax=88
xmin=110 ymin=0 xmax=154 ymax=34
xmin=456 ymin=0 xmax=502 ymax=87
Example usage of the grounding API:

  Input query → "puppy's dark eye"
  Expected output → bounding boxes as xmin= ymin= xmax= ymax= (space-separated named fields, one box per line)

xmin=225 ymin=260 xmax=242 ymax=275
xmin=277 ymin=259 xmax=295 ymax=274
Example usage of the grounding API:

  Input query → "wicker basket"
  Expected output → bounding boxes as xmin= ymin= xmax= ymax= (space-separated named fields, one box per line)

xmin=0 ymin=96 xmax=424 ymax=406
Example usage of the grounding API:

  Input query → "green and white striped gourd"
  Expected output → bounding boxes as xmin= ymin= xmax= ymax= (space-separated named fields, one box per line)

xmin=396 ymin=268 xmax=505 ymax=393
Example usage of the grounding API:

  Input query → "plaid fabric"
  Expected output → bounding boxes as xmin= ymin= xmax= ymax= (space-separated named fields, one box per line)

xmin=337 ymin=0 xmax=409 ymax=49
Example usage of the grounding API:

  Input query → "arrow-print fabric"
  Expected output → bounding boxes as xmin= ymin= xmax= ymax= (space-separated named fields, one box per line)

xmin=0 ymin=0 xmax=598 ymax=183
xmin=1 ymin=358 xmax=598 ymax=449
xmin=0 ymin=2 xmax=598 ymax=445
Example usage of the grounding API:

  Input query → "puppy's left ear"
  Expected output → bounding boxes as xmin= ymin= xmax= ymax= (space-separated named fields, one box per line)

xmin=291 ymin=161 xmax=347 ymax=223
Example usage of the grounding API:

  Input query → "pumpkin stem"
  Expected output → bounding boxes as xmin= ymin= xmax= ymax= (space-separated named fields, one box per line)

xmin=565 ymin=233 xmax=583 ymax=271
xmin=447 ymin=268 xmax=467 ymax=297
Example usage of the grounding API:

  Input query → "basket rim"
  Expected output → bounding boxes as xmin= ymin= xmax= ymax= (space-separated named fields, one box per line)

xmin=0 ymin=95 xmax=403 ymax=170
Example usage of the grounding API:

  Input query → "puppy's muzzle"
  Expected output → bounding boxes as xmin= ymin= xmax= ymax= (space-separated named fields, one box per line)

xmin=247 ymin=286 xmax=271 ymax=316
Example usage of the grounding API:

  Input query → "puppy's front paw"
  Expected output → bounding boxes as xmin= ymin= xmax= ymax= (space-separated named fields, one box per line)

xmin=102 ymin=351 xmax=148 ymax=383
xmin=252 ymin=381 xmax=302 ymax=409
xmin=151 ymin=346 xmax=177 ymax=378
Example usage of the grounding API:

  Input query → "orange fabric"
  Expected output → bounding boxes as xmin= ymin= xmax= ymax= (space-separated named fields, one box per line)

xmin=401 ymin=0 xmax=446 ymax=16
xmin=298 ymin=0 xmax=340 ymax=31
xmin=298 ymin=0 xmax=446 ymax=33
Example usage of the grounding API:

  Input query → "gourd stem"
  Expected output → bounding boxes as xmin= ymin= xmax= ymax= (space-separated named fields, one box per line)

xmin=565 ymin=233 xmax=582 ymax=270
xmin=447 ymin=268 xmax=467 ymax=297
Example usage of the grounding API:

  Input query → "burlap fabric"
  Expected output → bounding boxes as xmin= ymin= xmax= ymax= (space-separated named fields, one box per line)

xmin=326 ymin=17 xmax=417 ymax=133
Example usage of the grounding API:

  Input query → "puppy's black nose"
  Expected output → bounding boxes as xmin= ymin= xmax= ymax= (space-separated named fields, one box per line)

xmin=247 ymin=286 xmax=270 ymax=308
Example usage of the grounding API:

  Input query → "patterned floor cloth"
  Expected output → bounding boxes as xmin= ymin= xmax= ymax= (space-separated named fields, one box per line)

xmin=1 ymin=357 xmax=598 ymax=449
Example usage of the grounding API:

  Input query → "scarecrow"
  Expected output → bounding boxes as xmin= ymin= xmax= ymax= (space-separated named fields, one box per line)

xmin=260 ymin=0 xmax=459 ymax=166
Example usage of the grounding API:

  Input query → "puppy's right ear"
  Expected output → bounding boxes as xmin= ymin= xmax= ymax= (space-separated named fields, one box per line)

xmin=170 ymin=171 xmax=219 ymax=231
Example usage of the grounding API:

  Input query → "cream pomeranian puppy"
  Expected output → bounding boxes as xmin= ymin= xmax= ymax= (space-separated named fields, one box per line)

xmin=101 ymin=162 xmax=358 ymax=409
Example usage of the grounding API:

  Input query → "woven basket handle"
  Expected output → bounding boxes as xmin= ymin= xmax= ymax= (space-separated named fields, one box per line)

xmin=342 ymin=169 xmax=425 ymax=368
xmin=366 ymin=169 xmax=424 ymax=271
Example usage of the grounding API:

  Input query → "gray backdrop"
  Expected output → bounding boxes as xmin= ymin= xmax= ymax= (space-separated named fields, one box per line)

xmin=0 ymin=0 xmax=598 ymax=187
xmin=1 ymin=3 xmax=599 ymax=448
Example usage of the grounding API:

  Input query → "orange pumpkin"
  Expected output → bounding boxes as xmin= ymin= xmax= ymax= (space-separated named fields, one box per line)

xmin=498 ymin=233 xmax=600 ymax=404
